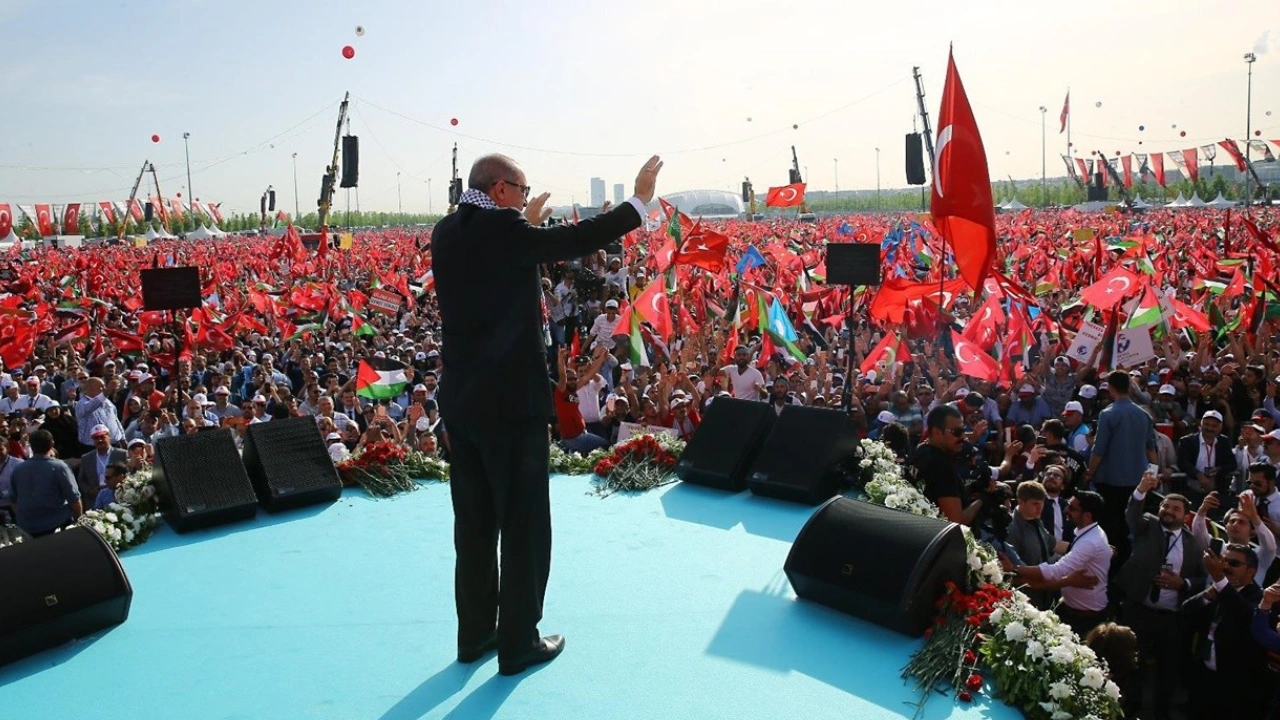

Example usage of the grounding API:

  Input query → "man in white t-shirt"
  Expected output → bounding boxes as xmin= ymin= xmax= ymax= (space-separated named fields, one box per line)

xmin=721 ymin=346 xmax=766 ymax=401
xmin=574 ymin=346 xmax=612 ymax=437
xmin=589 ymin=300 xmax=622 ymax=349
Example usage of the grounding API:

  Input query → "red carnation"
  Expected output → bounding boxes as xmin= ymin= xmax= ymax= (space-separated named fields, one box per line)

xmin=958 ymin=691 xmax=972 ymax=702
xmin=965 ymin=674 xmax=983 ymax=691
xmin=963 ymin=649 xmax=977 ymax=665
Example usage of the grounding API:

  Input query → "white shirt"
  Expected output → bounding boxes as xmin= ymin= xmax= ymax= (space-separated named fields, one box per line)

xmin=1132 ymin=488 xmax=1186 ymax=611
xmin=1038 ymin=522 xmax=1110 ymax=612
xmin=576 ymin=376 xmax=604 ymax=424
xmin=14 ymin=393 xmax=56 ymax=412
xmin=1192 ymin=507 xmax=1276 ymax=586
xmin=1197 ymin=434 xmax=1218 ymax=474
xmin=589 ymin=313 xmax=621 ymax=348
xmin=0 ymin=396 xmax=21 ymax=414
xmin=721 ymin=365 xmax=765 ymax=401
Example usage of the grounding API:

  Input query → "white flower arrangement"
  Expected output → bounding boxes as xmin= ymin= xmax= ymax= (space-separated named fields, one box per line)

xmin=860 ymin=439 xmax=942 ymax=519
xmin=77 ymin=465 xmax=163 ymax=552
xmin=856 ymin=438 xmax=1124 ymax=719
xmin=981 ymin=588 xmax=1123 ymax=719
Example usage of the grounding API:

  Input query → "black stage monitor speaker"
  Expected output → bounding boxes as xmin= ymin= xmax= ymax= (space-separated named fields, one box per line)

xmin=268 ymin=189 xmax=276 ymax=212
xmin=785 ymin=497 xmax=965 ymax=636
xmin=741 ymin=181 xmax=751 ymax=203
xmin=1086 ymin=184 xmax=1109 ymax=202
xmin=243 ymin=417 xmax=344 ymax=512
xmin=825 ymin=243 xmax=881 ymax=287
xmin=0 ymin=526 xmax=133 ymax=666
xmin=789 ymin=168 xmax=802 ymax=185
xmin=341 ymin=135 xmax=359 ymax=188
xmin=140 ymin=266 xmax=201 ymax=311
xmin=675 ymin=397 xmax=776 ymax=492
xmin=747 ymin=405 xmax=860 ymax=505
xmin=152 ymin=429 xmax=258 ymax=533
xmin=905 ymin=133 xmax=927 ymax=186
xmin=143 ymin=201 xmax=154 ymax=222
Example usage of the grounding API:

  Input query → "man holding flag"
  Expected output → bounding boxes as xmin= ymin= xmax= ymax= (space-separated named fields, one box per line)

xmin=431 ymin=152 xmax=663 ymax=676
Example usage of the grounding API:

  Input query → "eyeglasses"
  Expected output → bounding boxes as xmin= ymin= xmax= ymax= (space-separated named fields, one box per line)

xmin=947 ymin=427 xmax=967 ymax=437
xmin=1044 ymin=471 xmax=1065 ymax=479
xmin=1223 ymin=558 xmax=1246 ymax=568
xmin=497 ymin=178 xmax=531 ymax=199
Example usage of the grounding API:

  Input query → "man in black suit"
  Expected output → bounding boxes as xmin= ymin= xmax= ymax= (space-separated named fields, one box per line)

xmin=1038 ymin=463 xmax=1075 ymax=550
xmin=1176 ymin=410 xmax=1236 ymax=503
xmin=1181 ymin=544 xmax=1268 ymax=718
xmin=76 ymin=424 xmax=127 ymax=501
xmin=1116 ymin=471 xmax=1205 ymax=720
xmin=432 ymin=153 xmax=663 ymax=675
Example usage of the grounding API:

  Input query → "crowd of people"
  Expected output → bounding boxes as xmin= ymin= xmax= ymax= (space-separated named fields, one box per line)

xmin=1 ymin=200 xmax=1279 ymax=712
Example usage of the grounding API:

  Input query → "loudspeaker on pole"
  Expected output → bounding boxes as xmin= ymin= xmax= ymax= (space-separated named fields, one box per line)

xmin=905 ymin=133 xmax=926 ymax=186
xmin=340 ymin=136 xmax=359 ymax=188
xmin=143 ymin=202 xmax=154 ymax=222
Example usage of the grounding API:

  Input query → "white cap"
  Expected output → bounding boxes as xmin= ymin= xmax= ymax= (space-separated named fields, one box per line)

xmin=136 ymin=373 xmax=153 ymax=383
xmin=325 ymin=432 xmax=342 ymax=442
xmin=192 ymin=393 xmax=210 ymax=405
xmin=1064 ymin=401 xmax=1084 ymax=414
xmin=374 ymin=351 xmax=386 ymax=359
xmin=876 ymin=410 xmax=896 ymax=424
xmin=1018 ymin=384 xmax=1035 ymax=394
xmin=91 ymin=424 xmax=111 ymax=438
xmin=1202 ymin=410 xmax=1224 ymax=422
xmin=954 ymin=388 xmax=970 ymax=398
xmin=415 ymin=417 xmax=431 ymax=432
xmin=214 ymin=386 xmax=230 ymax=396
xmin=1265 ymin=429 xmax=1280 ymax=442
xmin=605 ymin=299 xmax=619 ymax=309
xmin=1158 ymin=384 xmax=1176 ymax=396
xmin=1078 ymin=385 xmax=1098 ymax=399
xmin=252 ymin=394 xmax=267 ymax=403
xmin=413 ymin=384 xmax=428 ymax=393
xmin=415 ymin=351 xmax=427 ymax=361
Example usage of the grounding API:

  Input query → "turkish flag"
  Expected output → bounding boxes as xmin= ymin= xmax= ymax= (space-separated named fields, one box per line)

xmin=63 ymin=203 xmax=80 ymax=233
xmin=1150 ymin=153 xmax=1166 ymax=187
xmin=104 ymin=327 xmax=145 ymax=353
xmin=930 ymin=49 xmax=997 ymax=292
xmin=674 ymin=224 xmax=730 ymax=272
xmin=97 ymin=201 xmax=116 ymax=225
xmin=962 ymin=292 xmax=1005 ymax=351
xmin=859 ymin=330 xmax=910 ymax=375
xmin=34 ymin=204 xmax=54 ymax=236
xmin=633 ymin=280 xmax=673 ymax=342
xmin=0 ymin=203 xmax=12 ymax=238
xmin=1121 ymin=155 xmax=1133 ymax=188
xmin=207 ymin=203 xmax=224 ymax=224
xmin=128 ymin=199 xmax=145 ymax=222
xmin=951 ymin=330 xmax=1000 ymax=382
xmin=0 ymin=314 xmax=36 ymax=369
xmin=1079 ymin=266 xmax=1141 ymax=309
xmin=52 ymin=316 xmax=91 ymax=345
xmin=1059 ymin=91 xmax=1069 ymax=133
xmin=764 ymin=183 xmax=806 ymax=208
xmin=1181 ymin=149 xmax=1199 ymax=183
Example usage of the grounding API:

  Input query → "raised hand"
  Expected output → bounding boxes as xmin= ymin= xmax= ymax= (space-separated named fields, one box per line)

xmin=632 ymin=155 xmax=664 ymax=205
xmin=524 ymin=192 xmax=553 ymax=225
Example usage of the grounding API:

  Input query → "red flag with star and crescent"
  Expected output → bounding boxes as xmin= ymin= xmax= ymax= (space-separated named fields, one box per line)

xmin=63 ymin=203 xmax=81 ymax=233
xmin=34 ymin=204 xmax=54 ymax=236
xmin=764 ymin=183 xmax=805 ymax=208
xmin=633 ymin=280 xmax=673 ymax=342
xmin=930 ymin=49 xmax=997 ymax=292
xmin=0 ymin=204 xmax=12 ymax=239
xmin=1059 ymin=91 xmax=1069 ymax=133
xmin=1079 ymin=266 xmax=1141 ymax=309
xmin=951 ymin=330 xmax=1000 ymax=382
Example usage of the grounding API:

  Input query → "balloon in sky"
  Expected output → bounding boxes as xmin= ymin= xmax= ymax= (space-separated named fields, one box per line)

xmin=355 ymin=26 xmax=365 ymax=36
xmin=1171 ymin=124 xmax=1177 ymax=129
xmin=1115 ymin=151 xmax=1121 ymax=156
xmin=1095 ymin=101 xmax=1102 ymax=108
xmin=151 ymin=134 xmax=160 ymax=143
xmin=1266 ymin=110 xmax=1273 ymax=117
xmin=342 ymin=45 xmax=355 ymax=59
xmin=176 ymin=192 xmax=181 ymax=198
xmin=450 ymin=118 xmax=458 ymax=126
xmin=1138 ymin=125 xmax=1144 ymax=131
xmin=792 ymin=124 xmax=799 ymax=130
xmin=1258 ymin=130 xmax=1263 ymax=136
xmin=1180 ymin=130 xmax=1186 ymax=137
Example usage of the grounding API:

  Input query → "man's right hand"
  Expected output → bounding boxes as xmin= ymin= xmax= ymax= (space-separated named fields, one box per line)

xmin=1138 ymin=471 xmax=1160 ymax=495
xmin=1199 ymin=491 xmax=1221 ymax=516
xmin=632 ymin=155 xmax=664 ymax=205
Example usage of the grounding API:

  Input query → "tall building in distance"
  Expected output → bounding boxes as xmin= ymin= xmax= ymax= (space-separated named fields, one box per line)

xmin=613 ymin=183 xmax=624 ymax=205
xmin=590 ymin=177 xmax=606 ymax=208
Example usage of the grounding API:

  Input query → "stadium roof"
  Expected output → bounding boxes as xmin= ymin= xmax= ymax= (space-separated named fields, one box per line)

xmin=656 ymin=189 xmax=744 ymax=218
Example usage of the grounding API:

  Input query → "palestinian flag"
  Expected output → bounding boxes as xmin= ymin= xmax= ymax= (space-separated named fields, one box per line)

xmin=1124 ymin=285 xmax=1162 ymax=329
xmin=351 ymin=313 xmax=376 ymax=337
xmin=628 ymin=309 xmax=650 ymax=368
xmin=355 ymin=358 xmax=410 ymax=400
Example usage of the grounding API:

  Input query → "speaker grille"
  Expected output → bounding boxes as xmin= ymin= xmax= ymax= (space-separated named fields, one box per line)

xmin=152 ymin=430 xmax=258 ymax=533
xmin=243 ymin=417 xmax=342 ymax=512
xmin=676 ymin=397 xmax=775 ymax=491
xmin=785 ymin=498 xmax=965 ymax=636
xmin=748 ymin=405 xmax=860 ymax=504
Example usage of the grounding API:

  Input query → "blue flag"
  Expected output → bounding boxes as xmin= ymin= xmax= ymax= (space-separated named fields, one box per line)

xmin=736 ymin=244 xmax=768 ymax=275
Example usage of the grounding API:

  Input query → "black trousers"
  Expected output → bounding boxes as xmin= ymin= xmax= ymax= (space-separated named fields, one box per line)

xmin=1095 ymin=484 xmax=1136 ymax=577
xmin=1124 ymin=604 xmax=1182 ymax=720
xmin=446 ymin=416 xmax=552 ymax=662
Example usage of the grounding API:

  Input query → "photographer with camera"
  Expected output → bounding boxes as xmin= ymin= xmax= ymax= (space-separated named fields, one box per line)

xmin=908 ymin=405 xmax=1017 ymax=526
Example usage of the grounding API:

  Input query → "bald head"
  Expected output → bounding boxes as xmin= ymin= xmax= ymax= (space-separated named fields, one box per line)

xmin=468 ymin=154 xmax=528 ymax=210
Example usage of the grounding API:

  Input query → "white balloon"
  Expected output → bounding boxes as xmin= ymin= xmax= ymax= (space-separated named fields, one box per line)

xmin=355 ymin=25 xmax=365 ymax=37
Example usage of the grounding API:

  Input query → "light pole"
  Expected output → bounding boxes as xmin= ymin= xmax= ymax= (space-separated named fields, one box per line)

xmin=397 ymin=172 xmax=403 ymax=214
xmin=1039 ymin=106 xmax=1047 ymax=206
xmin=428 ymin=178 xmax=433 ymax=215
xmin=833 ymin=157 xmax=839 ymax=195
xmin=292 ymin=153 xmax=300 ymax=222
xmin=875 ymin=148 xmax=881 ymax=209
xmin=182 ymin=132 xmax=194 ymax=226
xmin=1245 ymin=52 xmax=1256 ymax=206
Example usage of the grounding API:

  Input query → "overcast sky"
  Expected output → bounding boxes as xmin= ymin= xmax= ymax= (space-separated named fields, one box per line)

xmin=0 ymin=0 xmax=1275 ymax=216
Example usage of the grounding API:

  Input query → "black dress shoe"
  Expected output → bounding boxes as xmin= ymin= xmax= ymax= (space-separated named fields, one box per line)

xmin=457 ymin=633 xmax=499 ymax=663
xmin=498 ymin=634 xmax=565 ymax=676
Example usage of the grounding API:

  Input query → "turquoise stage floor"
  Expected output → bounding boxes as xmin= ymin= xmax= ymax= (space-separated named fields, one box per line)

xmin=0 ymin=476 xmax=1018 ymax=720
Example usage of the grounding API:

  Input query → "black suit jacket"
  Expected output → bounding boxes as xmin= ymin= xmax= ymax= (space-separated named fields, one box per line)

xmin=1040 ymin=495 xmax=1075 ymax=545
xmin=431 ymin=201 xmax=642 ymax=424
xmin=1115 ymin=494 xmax=1206 ymax=607
xmin=1182 ymin=581 xmax=1266 ymax=690
xmin=1175 ymin=432 xmax=1237 ymax=495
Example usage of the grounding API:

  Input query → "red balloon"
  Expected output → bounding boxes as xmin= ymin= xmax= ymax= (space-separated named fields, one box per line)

xmin=1179 ymin=130 xmax=1186 ymax=137
xmin=1257 ymin=130 xmax=1263 ymax=137
xmin=176 ymin=192 xmax=181 ymax=198
xmin=450 ymin=118 xmax=458 ymax=126
xmin=1115 ymin=151 xmax=1121 ymax=156
xmin=151 ymin=134 xmax=160 ymax=143
xmin=342 ymin=45 xmax=355 ymax=59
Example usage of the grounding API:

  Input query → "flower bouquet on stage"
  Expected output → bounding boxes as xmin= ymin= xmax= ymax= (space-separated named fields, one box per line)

xmin=337 ymin=440 xmax=449 ymax=497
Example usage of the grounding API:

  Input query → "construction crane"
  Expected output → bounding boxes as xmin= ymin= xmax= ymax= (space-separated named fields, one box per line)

xmin=316 ymin=92 xmax=350 ymax=231
xmin=117 ymin=161 xmax=150 ymax=242
xmin=149 ymin=162 xmax=170 ymax=233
